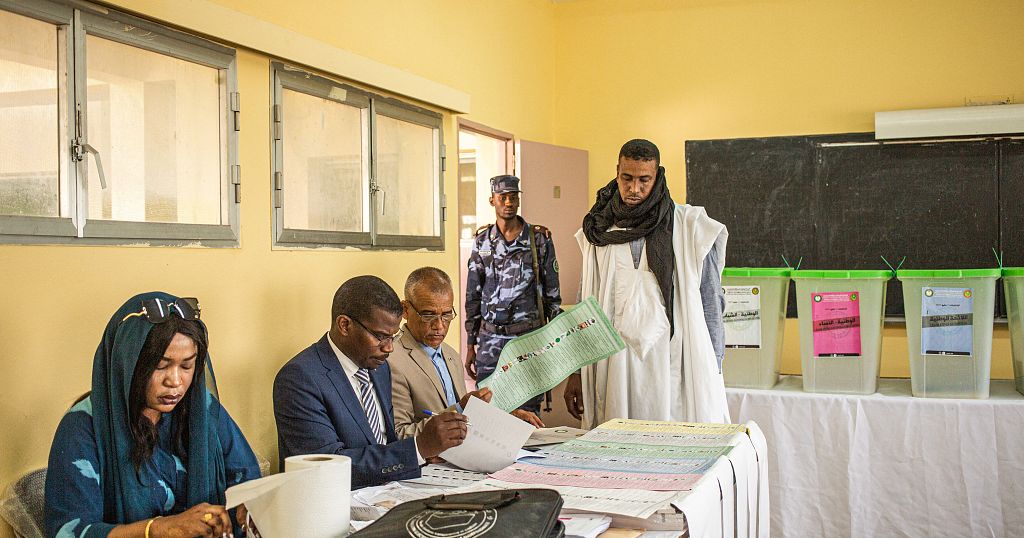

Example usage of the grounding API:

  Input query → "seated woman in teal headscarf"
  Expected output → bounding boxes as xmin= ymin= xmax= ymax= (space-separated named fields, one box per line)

xmin=44 ymin=292 xmax=261 ymax=538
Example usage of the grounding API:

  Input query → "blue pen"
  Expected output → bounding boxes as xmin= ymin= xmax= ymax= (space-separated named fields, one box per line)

xmin=423 ymin=409 xmax=471 ymax=427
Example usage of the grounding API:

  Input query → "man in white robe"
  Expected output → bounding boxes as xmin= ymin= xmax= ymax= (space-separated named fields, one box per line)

xmin=564 ymin=139 xmax=730 ymax=427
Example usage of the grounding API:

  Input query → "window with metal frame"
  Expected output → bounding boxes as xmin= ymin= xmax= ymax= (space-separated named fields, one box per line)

xmin=271 ymin=62 xmax=445 ymax=250
xmin=0 ymin=0 xmax=240 ymax=246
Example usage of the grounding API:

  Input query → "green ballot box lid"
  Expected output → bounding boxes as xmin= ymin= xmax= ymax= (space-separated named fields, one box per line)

xmin=1002 ymin=267 xmax=1024 ymax=278
xmin=896 ymin=268 xmax=1001 ymax=279
xmin=722 ymin=267 xmax=792 ymax=278
xmin=790 ymin=269 xmax=892 ymax=280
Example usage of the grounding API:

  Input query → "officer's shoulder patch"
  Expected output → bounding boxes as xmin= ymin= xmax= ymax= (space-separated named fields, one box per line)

xmin=532 ymin=224 xmax=552 ymax=238
xmin=475 ymin=224 xmax=490 ymax=236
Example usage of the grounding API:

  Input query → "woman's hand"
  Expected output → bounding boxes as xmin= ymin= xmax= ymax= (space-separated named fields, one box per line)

xmin=152 ymin=502 xmax=232 ymax=537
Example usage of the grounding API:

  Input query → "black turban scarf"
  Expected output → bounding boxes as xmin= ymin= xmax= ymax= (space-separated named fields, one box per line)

xmin=582 ymin=165 xmax=676 ymax=332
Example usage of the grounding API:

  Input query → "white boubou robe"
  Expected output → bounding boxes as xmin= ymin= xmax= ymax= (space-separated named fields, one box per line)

xmin=576 ymin=204 xmax=730 ymax=428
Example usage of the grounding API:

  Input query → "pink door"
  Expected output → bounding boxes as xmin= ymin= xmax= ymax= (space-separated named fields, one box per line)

xmin=519 ymin=140 xmax=589 ymax=428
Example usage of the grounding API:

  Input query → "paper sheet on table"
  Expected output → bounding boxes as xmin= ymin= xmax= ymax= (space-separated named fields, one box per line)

xmin=518 ymin=451 xmax=719 ymax=475
xmin=478 ymin=297 xmax=625 ymax=411
xmin=350 ymin=520 xmax=373 ymax=532
xmin=553 ymin=439 xmax=732 ymax=460
xmin=352 ymin=482 xmax=447 ymax=509
xmin=440 ymin=396 xmax=535 ymax=472
xmin=350 ymin=505 xmax=386 ymax=522
xmin=578 ymin=429 xmax=741 ymax=447
xmin=517 ymin=449 xmax=542 ymax=460
xmin=560 ymin=514 xmax=612 ymax=538
xmin=490 ymin=462 xmax=702 ymax=491
xmin=600 ymin=530 xmax=644 ymax=538
xmin=524 ymin=426 xmax=590 ymax=447
xmin=465 ymin=479 xmax=677 ymax=519
xmin=599 ymin=418 xmax=746 ymax=435
xmin=403 ymin=463 xmax=489 ymax=487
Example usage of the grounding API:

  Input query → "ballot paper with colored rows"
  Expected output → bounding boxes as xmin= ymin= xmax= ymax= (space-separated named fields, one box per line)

xmin=486 ymin=418 xmax=743 ymax=492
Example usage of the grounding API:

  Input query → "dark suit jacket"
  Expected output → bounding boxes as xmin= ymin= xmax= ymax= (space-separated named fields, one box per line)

xmin=273 ymin=334 xmax=420 ymax=488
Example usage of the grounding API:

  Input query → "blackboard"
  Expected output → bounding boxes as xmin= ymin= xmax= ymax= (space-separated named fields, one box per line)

xmin=1001 ymin=141 xmax=1024 ymax=267
xmin=686 ymin=133 xmax=1023 ymax=318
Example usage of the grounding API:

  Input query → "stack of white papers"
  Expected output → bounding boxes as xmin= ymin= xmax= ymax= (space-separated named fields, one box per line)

xmin=561 ymin=514 xmax=612 ymax=538
xmin=403 ymin=463 xmax=489 ymax=488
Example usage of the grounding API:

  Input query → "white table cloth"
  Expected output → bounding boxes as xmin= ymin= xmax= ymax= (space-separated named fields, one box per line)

xmin=671 ymin=423 xmax=768 ymax=538
xmin=727 ymin=376 xmax=1024 ymax=537
xmin=354 ymin=423 xmax=769 ymax=538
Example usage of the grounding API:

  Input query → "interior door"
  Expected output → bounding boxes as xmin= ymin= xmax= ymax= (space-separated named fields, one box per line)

xmin=519 ymin=139 xmax=589 ymax=308
xmin=518 ymin=139 xmax=589 ymax=427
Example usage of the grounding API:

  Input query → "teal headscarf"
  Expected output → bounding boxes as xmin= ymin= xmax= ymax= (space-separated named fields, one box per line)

xmin=91 ymin=292 xmax=227 ymax=523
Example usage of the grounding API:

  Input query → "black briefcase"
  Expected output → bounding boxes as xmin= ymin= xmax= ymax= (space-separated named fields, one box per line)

xmin=351 ymin=489 xmax=565 ymax=538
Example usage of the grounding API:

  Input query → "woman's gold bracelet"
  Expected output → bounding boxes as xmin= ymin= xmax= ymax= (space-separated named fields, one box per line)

xmin=145 ymin=515 xmax=162 ymax=538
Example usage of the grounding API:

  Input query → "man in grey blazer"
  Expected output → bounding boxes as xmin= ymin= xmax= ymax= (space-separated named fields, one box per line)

xmin=392 ymin=267 xmax=543 ymax=439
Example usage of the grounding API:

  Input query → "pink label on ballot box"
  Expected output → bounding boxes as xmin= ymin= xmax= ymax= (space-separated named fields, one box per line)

xmin=811 ymin=291 xmax=862 ymax=357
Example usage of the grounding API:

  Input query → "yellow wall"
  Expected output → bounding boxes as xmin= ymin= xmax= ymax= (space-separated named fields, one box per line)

xmin=0 ymin=2 xmax=556 ymax=534
xmin=5 ymin=1 xmax=1024 ymax=534
xmin=552 ymin=0 xmax=1024 ymax=378
xmin=209 ymin=0 xmax=558 ymax=142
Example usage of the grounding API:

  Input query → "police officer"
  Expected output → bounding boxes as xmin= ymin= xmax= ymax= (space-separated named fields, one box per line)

xmin=465 ymin=175 xmax=562 ymax=426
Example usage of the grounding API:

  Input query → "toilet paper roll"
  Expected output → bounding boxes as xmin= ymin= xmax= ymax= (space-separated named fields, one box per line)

xmin=226 ymin=454 xmax=351 ymax=538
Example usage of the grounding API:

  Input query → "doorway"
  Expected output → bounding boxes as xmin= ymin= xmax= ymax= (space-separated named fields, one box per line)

xmin=456 ymin=120 xmax=515 ymax=386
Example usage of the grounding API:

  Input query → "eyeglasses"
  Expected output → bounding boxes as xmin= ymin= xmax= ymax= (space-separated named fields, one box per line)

xmin=122 ymin=297 xmax=201 ymax=323
xmin=407 ymin=301 xmax=458 ymax=324
xmin=348 ymin=315 xmax=403 ymax=347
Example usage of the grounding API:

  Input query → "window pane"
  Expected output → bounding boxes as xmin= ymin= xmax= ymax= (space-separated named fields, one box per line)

xmin=282 ymin=89 xmax=368 ymax=232
xmin=85 ymin=35 xmax=222 ymax=224
xmin=0 ymin=10 xmax=61 ymax=217
xmin=376 ymin=114 xmax=439 ymax=237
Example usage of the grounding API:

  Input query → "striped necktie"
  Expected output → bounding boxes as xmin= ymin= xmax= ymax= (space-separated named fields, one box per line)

xmin=354 ymin=368 xmax=387 ymax=444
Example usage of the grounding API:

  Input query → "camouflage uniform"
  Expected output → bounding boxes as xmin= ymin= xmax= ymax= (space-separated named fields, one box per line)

xmin=465 ymin=216 xmax=562 ymax=412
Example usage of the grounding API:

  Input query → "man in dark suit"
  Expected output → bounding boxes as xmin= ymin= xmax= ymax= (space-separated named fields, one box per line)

xmin=274 ymin=275 xmax=468 ymax=488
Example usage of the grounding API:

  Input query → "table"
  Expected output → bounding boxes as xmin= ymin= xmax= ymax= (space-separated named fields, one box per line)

xmin=727 ymin=376 xmax=1024 ymax=537
xmin=352 ymin=424 xmax=769 ymax=538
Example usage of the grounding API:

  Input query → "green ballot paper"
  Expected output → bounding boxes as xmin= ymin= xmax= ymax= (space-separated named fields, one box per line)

xmin=478 ymin=297 xmax=626 ymax=412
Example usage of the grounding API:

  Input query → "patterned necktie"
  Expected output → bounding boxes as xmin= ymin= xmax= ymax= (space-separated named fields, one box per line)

xmin=354 ymin=368 xmax=387 ymax=444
